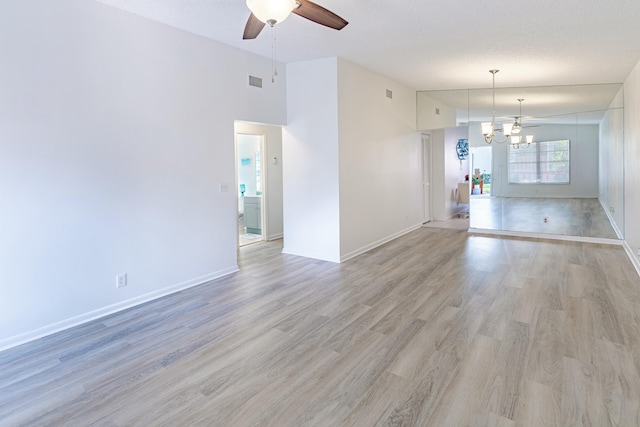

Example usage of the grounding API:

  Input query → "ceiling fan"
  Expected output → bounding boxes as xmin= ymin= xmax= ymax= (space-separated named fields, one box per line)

xmin=510 ymin=99 xmax=539 ymax=133
xmin=243 ymin=0 xmax=348 ymax=39
xmin=497 ymin=99 xmax=539 ymax=133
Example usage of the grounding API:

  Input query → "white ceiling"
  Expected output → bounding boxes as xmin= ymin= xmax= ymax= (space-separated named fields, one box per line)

xmin=94 ymin=0 xmax=640 ymax=92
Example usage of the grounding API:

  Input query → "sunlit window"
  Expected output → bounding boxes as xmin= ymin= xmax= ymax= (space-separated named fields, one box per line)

xmin=508 ymin=139 xmax=570 ymax=184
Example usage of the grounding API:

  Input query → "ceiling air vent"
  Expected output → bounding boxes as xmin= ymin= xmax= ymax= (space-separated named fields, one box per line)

xmin=386 ymin=89 xmax=393 ymax=99
xmin=249 ymin=75 xmax=263 ymax=88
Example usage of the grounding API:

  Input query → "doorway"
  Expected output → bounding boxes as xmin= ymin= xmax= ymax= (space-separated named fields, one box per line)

xmin=237 ymin=134 xmax=264 ymax=246
xmin=470 ymin=146 xmax=492 ymax=196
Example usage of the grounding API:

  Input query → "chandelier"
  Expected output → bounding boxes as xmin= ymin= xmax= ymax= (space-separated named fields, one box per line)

xmin=481 ymin=70 xmax=534 ymax=148
xmin=510 ymin=98 xmax=533 ymax=149
xmin=481 ymin=70 xmax=512 ymax=144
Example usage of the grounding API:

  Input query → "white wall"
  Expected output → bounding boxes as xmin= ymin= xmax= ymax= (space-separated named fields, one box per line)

xmin=417 ymin=92 xmax=457 ymax=130
xmin=624 ymin=59 xmax=640 ymax=268
xmin=0 ymin=0 xmax=286 ymax=349
xmin=599 ymin=88 xmax=625 ymax=235
xmin=235 ymin=122 xmax=284 ymax=240
xmin=490 ymin=124 xmax=599 ymax=198
xmin=284 ymin=58 xmax=421 ymax=262
xmin=283 ymin=58 xmax=341 ymax=262
xmin=431 ymin=127 xmax=469 ymax=220
xmin=337 ymin=60 xmax=421 ymax=260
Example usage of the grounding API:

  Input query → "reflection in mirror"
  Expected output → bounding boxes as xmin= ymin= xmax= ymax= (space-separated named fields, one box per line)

xmin=417 ymin=84 xmax=624 ymax=240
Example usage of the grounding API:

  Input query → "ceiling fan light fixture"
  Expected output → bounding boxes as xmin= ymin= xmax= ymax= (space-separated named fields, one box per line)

xmin=511 ymin=98 xmax=525 ymax=134
xmin=510 ymin=134 xmax=534 ymax=149
xmin=246 ymin=0 xmax=297 ymax=25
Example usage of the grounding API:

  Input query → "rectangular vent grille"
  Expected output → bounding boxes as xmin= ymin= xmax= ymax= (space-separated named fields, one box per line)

xmin=386 ymin=89 xmax=393 ymax=99
xmin=249 ymin=75 xmax=263 ymax=88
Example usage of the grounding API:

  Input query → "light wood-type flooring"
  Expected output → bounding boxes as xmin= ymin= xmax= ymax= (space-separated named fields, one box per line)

xmin=2 ymin=228 xmax=640 ymax=426
xmin=470 ymin=197 xmax=619 ymax=239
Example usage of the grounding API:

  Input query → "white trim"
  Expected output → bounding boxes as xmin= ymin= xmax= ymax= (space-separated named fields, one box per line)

xmin=468 ymin=227 xmax=624 ymax=246
xmin=599 ymin=197 xmax=624 ymax=239
xmin=623 ymin=241 xmax=640 ymax=279
xmin=340 ymin=224 xmax=422 ymax=263
xmin=421 ymin=133 xmax=432 ymax=224
xmin=0 ymin=266 xmax=239 ymax=353
xmin=268 ymin=233 xmax=283 ymax=241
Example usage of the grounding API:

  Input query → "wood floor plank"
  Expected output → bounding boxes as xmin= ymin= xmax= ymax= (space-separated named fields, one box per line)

xmin=514 ymin=380 xmax=563 ymax=427
xmin=481 ymin=320 xmax=531 ymax=420
xmin=386 ymin=305 xmax=459 ymax=379
xmin=526 ymin=307 xmax=565 ymax=392
xmin=561 ymin=356 xmax=602 ymax=426
xmin=426 ymin=334 xmax=502 ymax=426
xmin=375 ymin=350 xmax=458 ymax=426
xmin=564 ymin=296 xmax=595 ymax=364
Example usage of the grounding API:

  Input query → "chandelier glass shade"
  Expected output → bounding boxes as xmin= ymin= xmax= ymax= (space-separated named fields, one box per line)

xmin=246 ymin=0 xmax=297 ymax=25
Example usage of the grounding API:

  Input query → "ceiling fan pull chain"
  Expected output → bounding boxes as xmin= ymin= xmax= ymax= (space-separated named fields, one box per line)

xmin=271 ymin=25 xmax=278 ymax=82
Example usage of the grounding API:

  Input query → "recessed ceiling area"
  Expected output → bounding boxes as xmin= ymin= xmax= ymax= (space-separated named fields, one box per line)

xmin=93 ymin=0 xmax=640 ymax=91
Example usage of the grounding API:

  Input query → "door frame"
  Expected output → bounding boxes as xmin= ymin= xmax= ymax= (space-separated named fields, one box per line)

xmin=421 ymin=133 xmax=432 ymax=224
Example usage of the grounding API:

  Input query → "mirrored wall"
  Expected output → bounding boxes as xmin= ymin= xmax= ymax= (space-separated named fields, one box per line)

xmin=418 ymin=83 xmax=624 ymax=240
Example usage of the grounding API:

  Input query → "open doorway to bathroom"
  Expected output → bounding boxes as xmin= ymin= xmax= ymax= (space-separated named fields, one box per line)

xmin=237 ymin=133 xmax=264 ymax=246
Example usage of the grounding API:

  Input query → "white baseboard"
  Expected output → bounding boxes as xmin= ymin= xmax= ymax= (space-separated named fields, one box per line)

xmin=340 ymin=224 xmax=422 ymax=263
xmin=468 ymin=227 xmax=624 ymax=246
xmin=0 ymin=266 xmax=239 ymax=353
xmin=623 ymin=241 xmax=640 ymax=279
xmin=281 ymin=246 xmax=340 ymax=263
xmin=599 ymin=198 xmax=624 ymax=239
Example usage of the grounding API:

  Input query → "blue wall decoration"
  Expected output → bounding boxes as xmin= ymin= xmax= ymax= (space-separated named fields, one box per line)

xmin=456 ymin=139 xmax=469 ymax=160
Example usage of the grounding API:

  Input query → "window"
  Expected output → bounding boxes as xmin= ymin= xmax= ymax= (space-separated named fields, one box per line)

xmin=508 ymin=139 xmax=570 ymax=184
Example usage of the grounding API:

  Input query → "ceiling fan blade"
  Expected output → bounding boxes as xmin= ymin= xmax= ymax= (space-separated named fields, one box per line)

xmin=495 ymin=123 xmax=540 ymax=132
xmin=293 ymin=0 xmax=348 ymax=30
xmin=243 ymin=13 xmax=266 ymax=39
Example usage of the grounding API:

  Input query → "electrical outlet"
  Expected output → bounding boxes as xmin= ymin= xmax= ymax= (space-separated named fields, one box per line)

xmin=610 ymin=206 xmax=615 ymax=213
xmin=543 ymin=217 xmax=549 ymax=224
xmin=116 ymin=273 xmax=127 ymax=288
